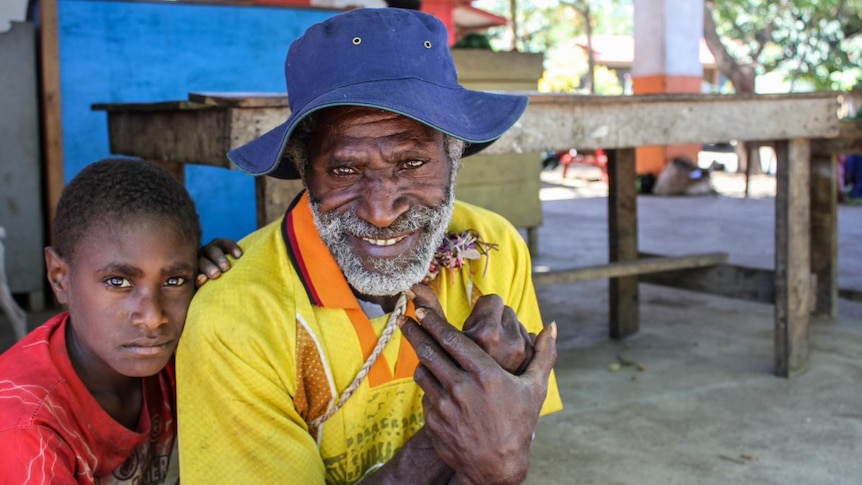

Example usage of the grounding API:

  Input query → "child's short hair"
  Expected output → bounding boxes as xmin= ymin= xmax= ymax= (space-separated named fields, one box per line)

xmin=53 ymin=158 xmax=202 ymax=261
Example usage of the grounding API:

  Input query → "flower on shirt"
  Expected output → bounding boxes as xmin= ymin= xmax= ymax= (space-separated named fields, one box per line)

xmin=424 ymin=230 xmax=498 ymax=283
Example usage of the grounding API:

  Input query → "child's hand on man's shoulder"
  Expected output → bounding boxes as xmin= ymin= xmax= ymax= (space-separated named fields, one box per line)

xmin=197 ymin=238 xmax=243 ymax=287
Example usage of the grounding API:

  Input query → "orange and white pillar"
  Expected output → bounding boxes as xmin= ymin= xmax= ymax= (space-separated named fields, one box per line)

xmin=632 ymin=0 xmax=704 ymax=175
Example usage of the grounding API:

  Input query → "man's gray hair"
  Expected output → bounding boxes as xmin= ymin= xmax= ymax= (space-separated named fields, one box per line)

xmin=284 ymin=114 xmax=465 ymax=180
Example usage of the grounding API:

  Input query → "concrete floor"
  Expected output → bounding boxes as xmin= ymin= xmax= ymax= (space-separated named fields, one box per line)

xmin=1 ymin=171 xmax=860 ymax=484
xmin=525 ymin=171 xmax=862 ymax=485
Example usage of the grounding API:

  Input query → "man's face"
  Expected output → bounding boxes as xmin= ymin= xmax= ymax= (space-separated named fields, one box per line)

xmin=46 ymin=215 xmax=197 ymax=382
xmin=304 ymin=106 xmax=455 ymax=297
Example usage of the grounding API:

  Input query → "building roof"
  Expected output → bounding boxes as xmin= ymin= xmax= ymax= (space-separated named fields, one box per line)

xmin=575 ymin=35 xmax=717 ymax=68
xmin=454 ymin=2 xmax=507 ymax=32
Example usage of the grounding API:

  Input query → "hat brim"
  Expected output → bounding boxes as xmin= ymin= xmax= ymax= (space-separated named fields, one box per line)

xmin=227 ymin=78 xmax=528 ymax=180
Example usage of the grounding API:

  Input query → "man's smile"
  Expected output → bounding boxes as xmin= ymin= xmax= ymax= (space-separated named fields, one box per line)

xmin=361 ymin=234 xmax=409 ymax=247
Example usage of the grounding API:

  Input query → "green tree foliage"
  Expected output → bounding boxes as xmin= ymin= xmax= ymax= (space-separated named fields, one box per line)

xmin=474 ymin=0 xmax=631 ymax=93
xmin=706 ymin=0 xmax=862 ymax=92
xmin=474 ymin=0 xmax=631 ymax=53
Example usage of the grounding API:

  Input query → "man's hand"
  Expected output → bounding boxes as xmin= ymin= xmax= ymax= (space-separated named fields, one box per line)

xmin=409 ymin=284 xmax=535 ymax=374
xmin=399 ymin=298 xmax=557 ymax=485
xmin=196 ymin=238 xmax=242 ymax=287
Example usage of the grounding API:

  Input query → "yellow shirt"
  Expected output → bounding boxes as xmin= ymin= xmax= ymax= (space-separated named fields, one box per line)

xmin=176 ymin=193 xmax=562 ymax=484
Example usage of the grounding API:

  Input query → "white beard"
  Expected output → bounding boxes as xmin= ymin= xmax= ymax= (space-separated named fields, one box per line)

xmin=310 ymin=189 xmax=455 ymax=296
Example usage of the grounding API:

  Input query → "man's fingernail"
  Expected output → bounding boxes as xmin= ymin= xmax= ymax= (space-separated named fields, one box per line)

xmin=397 ymin=315 xmax=408 ymax=328
xmin=415 ymin=307 xmax=426 ymax=321
xmin=405 ymin=289 xmax=416 ymax=300
xmin=196 ymin=274 xmax=207 ymax=285
xmin=550 ymin=321 xmax=557 ymax=340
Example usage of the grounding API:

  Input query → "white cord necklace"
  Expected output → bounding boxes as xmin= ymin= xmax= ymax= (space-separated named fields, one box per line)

xmin=308 ymin=292 xmax=408 ymax=432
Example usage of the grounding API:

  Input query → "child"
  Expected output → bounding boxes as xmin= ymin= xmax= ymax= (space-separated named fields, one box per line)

xmin=0 ymin=158 xmax=209 ymax=484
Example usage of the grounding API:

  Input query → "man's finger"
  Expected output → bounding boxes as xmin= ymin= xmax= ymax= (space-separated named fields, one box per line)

xmin=400 ymin=315 xmax=465 ymax=392
xmin=413 ymin=364 xmax=444 ymax=401
xmin=522 ymin=322 xmax=558 ymax=383
xmin=407 ymin=283 xmax=445 ymax=317
xmin=461 ymin=295 xmax=504 ymax=334
xmin=413 ymin=307 xmax=495 ymax=375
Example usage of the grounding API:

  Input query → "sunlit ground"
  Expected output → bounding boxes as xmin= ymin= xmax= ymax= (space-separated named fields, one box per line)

xmin=539 ymin=149 xmax=778 ymax=201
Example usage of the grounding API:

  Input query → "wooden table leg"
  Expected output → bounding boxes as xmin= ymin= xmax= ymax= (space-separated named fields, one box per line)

xmin=810 ymin=152 xmax=838 ymax=317
xmin=255 ymin=177 xmax=305 ymax=227
xmin=607 ymin=148 xmax=639 ymax=339
xmin=774 ymin=139 xmax=811 ymax=378
xmin=526 ymin=226 xmax=539 ymax=256
xmin=149 ymin=160 xmax=185 ymax=185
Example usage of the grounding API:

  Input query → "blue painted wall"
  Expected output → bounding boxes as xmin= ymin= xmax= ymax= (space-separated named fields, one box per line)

xmin=57 ymin=0 xmax=335 ymax=242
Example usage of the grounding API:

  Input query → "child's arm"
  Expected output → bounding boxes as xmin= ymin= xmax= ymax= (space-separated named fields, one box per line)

xmin=0 ymin=427 xmax=78 ymax=484
xmin=196 ymin=238 xmax=243 ymax=287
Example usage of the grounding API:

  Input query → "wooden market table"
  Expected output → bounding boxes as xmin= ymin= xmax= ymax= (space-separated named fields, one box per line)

xmin=94 ymin=91 xmax=843 ymax=378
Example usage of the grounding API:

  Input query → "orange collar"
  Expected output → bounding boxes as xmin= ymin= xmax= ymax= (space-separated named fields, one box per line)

xmin=282 ymin=192 xmax=419 ymax=383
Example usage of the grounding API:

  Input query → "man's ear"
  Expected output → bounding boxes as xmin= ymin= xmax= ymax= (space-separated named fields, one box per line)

xmin=44 ymin=247 xmax=70 ymax=305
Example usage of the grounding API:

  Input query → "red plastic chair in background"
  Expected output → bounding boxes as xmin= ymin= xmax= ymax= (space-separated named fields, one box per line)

xmin=560 ymin=148 xmax=608 ymax=184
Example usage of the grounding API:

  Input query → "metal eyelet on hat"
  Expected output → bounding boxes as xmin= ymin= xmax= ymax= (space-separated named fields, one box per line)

xmin=352 ymin=37 xmax=362 ymax=45
xmin=424 ymin=41 xmax=432 ymax=49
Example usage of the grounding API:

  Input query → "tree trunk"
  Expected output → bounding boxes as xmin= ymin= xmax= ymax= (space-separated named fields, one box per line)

xmin=703 ymin=2 xmax=760 ymax=174
xmin=702 ymin=2 xmax=755 ymax=93
xmin=583 ymin=5 xmax=595 ymax=94
xmin=509 ymin=0 xmax=519 ymax=52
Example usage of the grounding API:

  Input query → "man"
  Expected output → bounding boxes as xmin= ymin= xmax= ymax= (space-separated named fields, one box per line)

xmin=176 ymin=8 xmax=562 ymax=484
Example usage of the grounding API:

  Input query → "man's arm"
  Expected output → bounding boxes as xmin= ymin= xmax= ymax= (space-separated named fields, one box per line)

xmin=357 ymin=427 xmax=456 ymax=484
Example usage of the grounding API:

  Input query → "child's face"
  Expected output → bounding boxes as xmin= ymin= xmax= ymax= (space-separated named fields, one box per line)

xmin=45 ymin=215 xmax=198 ymax=380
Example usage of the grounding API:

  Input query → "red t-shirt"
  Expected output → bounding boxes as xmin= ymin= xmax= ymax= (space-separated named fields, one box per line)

xmin=0 ymin=312 xmax=178 ymax=484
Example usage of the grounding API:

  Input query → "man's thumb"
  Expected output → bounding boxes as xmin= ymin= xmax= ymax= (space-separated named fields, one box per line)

xmin=525 ymin=321 xmax=558 ymax=379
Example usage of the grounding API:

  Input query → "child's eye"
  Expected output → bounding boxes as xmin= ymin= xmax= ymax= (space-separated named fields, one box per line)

xmin=106 ymin=277 xmax=131 ymax=288
xmin=165 ymin=277 xmax=187 ymax=287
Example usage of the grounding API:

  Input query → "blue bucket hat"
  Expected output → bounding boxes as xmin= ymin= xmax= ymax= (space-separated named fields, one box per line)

xmin=227 ymin=7 xmax=529 ymax=180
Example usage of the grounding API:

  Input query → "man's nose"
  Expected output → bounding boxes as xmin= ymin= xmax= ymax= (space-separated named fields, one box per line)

xmin=357 ymin=173 xmax=409 ymax=228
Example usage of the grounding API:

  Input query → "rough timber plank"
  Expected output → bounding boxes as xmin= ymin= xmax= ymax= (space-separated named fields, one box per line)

xmin=40 ymin=0 xmax=64 ymax=238
xmin=532 ymin=252 xmax=728 ymax=286
xmin=486 ymin=92 xmax=841 ymax=153
xmin=811 ymin=120 xmax=862 ymax=154
xmin=774 ymin=139 xmax=811 ymax=378
xmin=608 ymin=148 xmax=638 ymax=339
xmin=189 ymin=92 xmax=289 ymax=108
xmin=810 ymin=152 xmax=838 ymax=317
xmin=257 ymin=177 xmax=304 ymax=227
xmin=452 ymin=50 xmax=543 ymax=88
xmin=455 ymin=152 xmax=542 ymax=231
xmin=228 ymin=105 xmax=292 ymax=150
xmin=103 ymin=108 xmax=231 ymax=167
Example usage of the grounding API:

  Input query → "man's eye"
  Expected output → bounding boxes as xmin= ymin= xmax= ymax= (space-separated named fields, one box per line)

xmin=165 ymin=277 xmax=187 ymax=287
xmin=106 ymin=277 xmax=131 ymax=288
xmin=332 ymin=166 xmax=357 ymax=176
xmin=403 ymin=160 xmax=425 ymax=169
